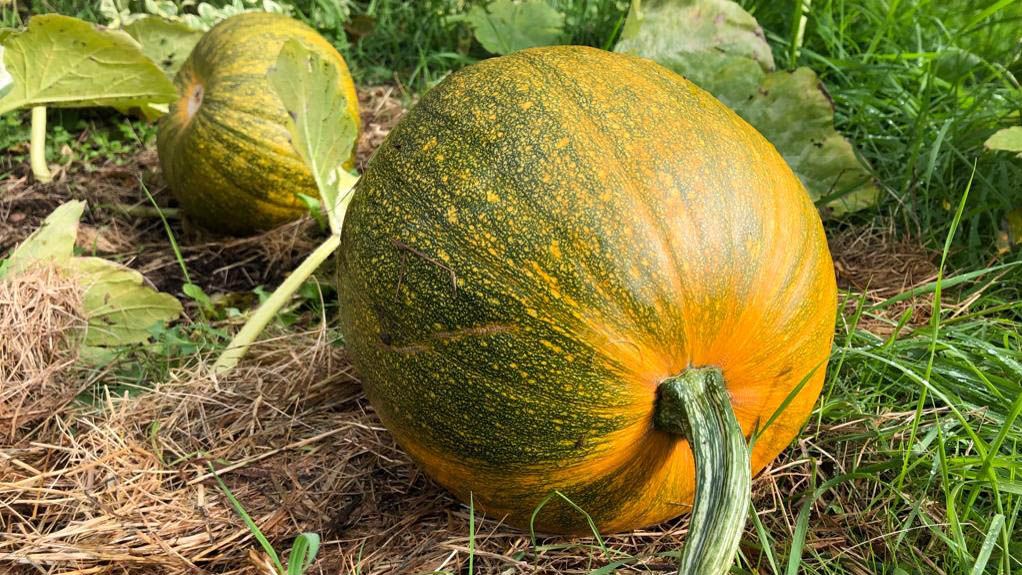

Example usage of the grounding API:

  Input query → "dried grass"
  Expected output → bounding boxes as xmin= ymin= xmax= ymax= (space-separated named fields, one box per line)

xmin=829 ymin=224 xmax=941 ymax=335
xmin=1 ymin=330 xmax=372 ymax=574
xmin=0 ymin=324 xmax=905 ymax=574
xmin=0 ymin=264 xmax=86 ymax=442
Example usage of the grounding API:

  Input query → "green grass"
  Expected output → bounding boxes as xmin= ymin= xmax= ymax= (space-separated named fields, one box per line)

xmin=788 ymin=299 xmax=1022 ymax=573
xmin=744 ymin=0 xmax=1022 ymax=264
xmin=339 ymin=0 xmax=628 ymax=91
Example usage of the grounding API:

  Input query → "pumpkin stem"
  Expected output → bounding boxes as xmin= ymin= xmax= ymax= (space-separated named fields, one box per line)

xmin=654 ymin=367 xmax=750 ymax=575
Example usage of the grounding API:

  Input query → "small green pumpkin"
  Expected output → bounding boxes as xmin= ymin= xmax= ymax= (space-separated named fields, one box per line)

xmin=157 ymin=12 xmax=360 ymax=235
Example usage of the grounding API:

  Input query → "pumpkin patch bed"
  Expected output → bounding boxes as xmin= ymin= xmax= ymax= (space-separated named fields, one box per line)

xmin=1 ymin=87 xmax=993 ymax=574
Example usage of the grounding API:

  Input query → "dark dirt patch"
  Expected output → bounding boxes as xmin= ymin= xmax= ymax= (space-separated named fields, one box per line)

xmin=828 ymin=223 xmax=943 ymax=335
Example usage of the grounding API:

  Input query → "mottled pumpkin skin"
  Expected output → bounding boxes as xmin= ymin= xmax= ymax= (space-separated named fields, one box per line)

xmin=338 ymin=46 xmax=837 ymax=534
xmin=157 ymin=12 xmax=359 ymax=235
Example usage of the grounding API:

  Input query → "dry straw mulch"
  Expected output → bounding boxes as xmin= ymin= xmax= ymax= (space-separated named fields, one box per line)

xmin=0 ymin=264 xmax=87 ymax=442
xmin=0 ymin=324 xmax=904 ymax=574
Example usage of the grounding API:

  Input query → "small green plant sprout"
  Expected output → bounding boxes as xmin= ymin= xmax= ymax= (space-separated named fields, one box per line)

xmin=0 ymin=13 xmax=197 ymax=182
xmin=210 ymin=464 xmax=321 ymax=575
xmin=214 ymin=39 xmax=359 ymax=373
xmin=0 ymin=200 xmax=182 ymax=365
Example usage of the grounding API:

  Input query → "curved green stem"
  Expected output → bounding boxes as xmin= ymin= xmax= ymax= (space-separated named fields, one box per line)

xmin=30 ymin=106 xmax=52 ymax=183
xmin=213 ymin=233 xmax=340 ymax=374
xmin=654 ymin=366 xmax=750 ymax=575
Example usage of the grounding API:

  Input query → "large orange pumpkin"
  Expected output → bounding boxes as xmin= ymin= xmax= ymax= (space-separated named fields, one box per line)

xmin=337 ymin=46 xmax=837 ymax=542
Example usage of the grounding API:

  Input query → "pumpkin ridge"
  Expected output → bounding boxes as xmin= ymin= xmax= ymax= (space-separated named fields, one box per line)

xmin=525 ymin=49 xmax=715 ymax=375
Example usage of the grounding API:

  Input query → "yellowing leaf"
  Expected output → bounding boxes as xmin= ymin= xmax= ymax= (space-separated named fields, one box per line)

xmin=615 ymin=0 xmax=878 ymax=215
xmin=0 ymin=14 xmax=177 ymax=115
xmin=1 ymin=201 xmax=182 ymax=363
xmin=124 ymin=16 xmax=203 ymax=79
xmin=0 ymin=200 xmax=84 ymax=278
xmin=465 ymin=0 xmax=565 ymax=55
xmin=985 ymin=126 xmax=1022 ymax=157
xmin=268 ymin=39 xmax=359 ymax=235
xmin=70 ymin=256 xmax=182 ymax=350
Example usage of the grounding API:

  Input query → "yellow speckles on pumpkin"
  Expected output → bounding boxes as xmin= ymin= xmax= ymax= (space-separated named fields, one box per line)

xmin=555 ymin=137 xmax=569 ymax=149
xmin=436 ymin=153 xmax=445 ymax=162
xmin=446 ymin=206 xmax=459 ymax=224
xmin=539 ymin=339 xmax=563 ymax=354
xmin=549 ymin=240 xmax=562 ymax=260
xmin=526 ymin=308 xmax=538 ymax=318
xmin=486 ymin=190 xmax=500 ymax=203
xmin=442 ymin=174 xmax=449 ymax=184
xmin=422 ymin=137 xmax=438 ymax=152
xmin=520 ymin=101 xmax=534 ymax=110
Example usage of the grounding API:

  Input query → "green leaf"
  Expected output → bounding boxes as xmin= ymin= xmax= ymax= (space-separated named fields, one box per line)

xmin=615 ymin=0 xmax=877 ymax=215
xmin=268 ymin=39 xmax=359 ymax=235
xmin=0 ymin=200 xmax=84 ymax=279
xmin=0 ymin=46 xmax=11 ymax=100
xmin=735 ymin=67 xmax=879 ymax=215
xmin=287 ymin=532 xmax=321 ymax=575
xmin=70 ymin=256 xmax=182 ymax=350
xmin=615 ymin=0 xmax=775 ymax=88
xmin=0 ymin=14 xmax=177 ymax=115
xmin=985 ymin=126 xmax=1022 ymax=157
xmin=124 ymin=16 xmax=203 ymax=79
xmin=1 ymin=200 xmax=182 ymax=362
xmin=464 ymin=0 xmax=565 ymax=55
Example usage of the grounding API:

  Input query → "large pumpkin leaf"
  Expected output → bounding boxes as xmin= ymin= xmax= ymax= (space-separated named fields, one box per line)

xmin=464 ymin=0 xmax=566 ymax=55
xmin=0 ymin=14 xmax=176 ymax=115
xmin=615 ymin=0 xmax=878 ymax=215
xmin=268 ymin=39 xmax=359 ymax=235
xmin=70 ymin=256 xmax=183 ymax=350
xmin=124 ymin=16 xmax=203 ymax=79
xmin=0 ymin=200 xmax=84 ymax=279
xmin=985 ymin=126 xmax=1022 ymax=157
xmin=0 ymin=201 xmax=182 ymax=362
xmin=0 ymin=46 xmax=11 ymax=100
xmin=735 ymin=68 xmax=879 ymax=215
xmin=615 ymin=0 xmax=775 ymax=89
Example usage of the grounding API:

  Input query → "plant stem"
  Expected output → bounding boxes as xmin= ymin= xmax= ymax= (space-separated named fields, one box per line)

xmin=788 ymin=0 xmax=812 ymax=68
xmin=213 ymin=233 xmax=341 ymax=374
xmin=30 ymin=106 xmax=52 ymax=183
xmin=654 ymin=366 xmax=750 ymax=575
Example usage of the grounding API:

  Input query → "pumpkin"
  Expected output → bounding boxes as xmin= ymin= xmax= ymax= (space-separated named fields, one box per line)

xmin=157 ymin=12 xmax=360 ymax=235
xmin=337 ymin=45 xmax=836 ymax=554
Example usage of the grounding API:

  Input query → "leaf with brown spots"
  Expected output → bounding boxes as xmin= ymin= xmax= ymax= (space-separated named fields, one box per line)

xmin=615 ymin=0 xmax=878 ymax=215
